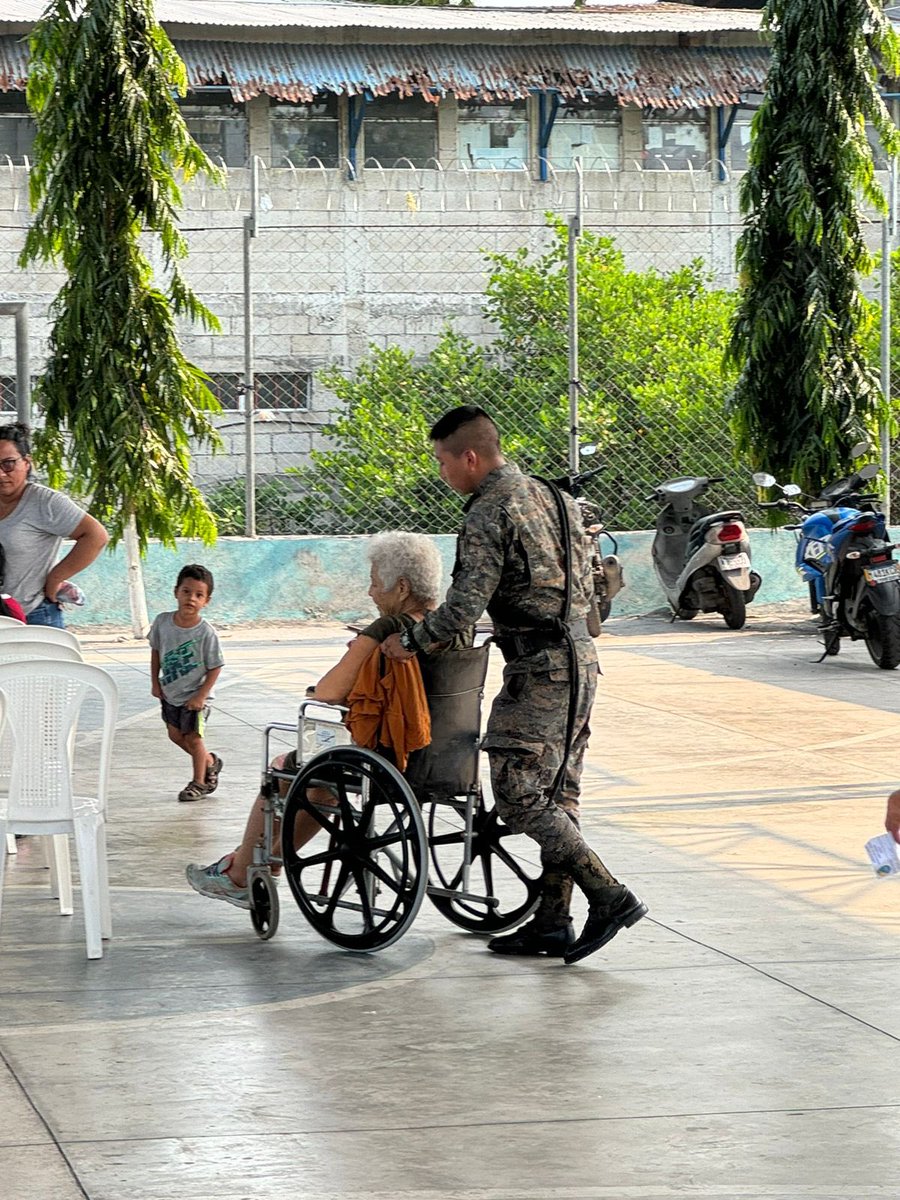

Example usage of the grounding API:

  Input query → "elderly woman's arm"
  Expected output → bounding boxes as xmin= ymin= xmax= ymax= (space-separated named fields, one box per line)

xmin=312 ymin=634 xmax=380 ymax=704
xmin=43 ymin=513 xmax=109 ymax=601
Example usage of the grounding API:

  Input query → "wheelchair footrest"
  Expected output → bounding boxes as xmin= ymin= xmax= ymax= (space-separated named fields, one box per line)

xmin=427 ymin=885 xmax=499 ymax=909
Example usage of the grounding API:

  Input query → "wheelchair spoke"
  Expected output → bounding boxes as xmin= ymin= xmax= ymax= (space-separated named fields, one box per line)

xmin=281 ymin=746 xmax=428 ymax=951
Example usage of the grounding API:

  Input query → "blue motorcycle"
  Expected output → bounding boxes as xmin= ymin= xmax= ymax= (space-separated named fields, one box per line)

xmin=756 ymin=463 xmax=900 ymax=669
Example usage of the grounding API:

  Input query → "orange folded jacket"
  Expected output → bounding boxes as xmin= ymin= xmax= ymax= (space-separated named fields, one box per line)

xmin=345 ymin=645 xmax=431 ymax=773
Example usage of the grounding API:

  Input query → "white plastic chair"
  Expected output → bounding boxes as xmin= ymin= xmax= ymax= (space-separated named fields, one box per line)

xmin=2 ymin=641 xmax=85 ymax=864
xmin=0 ymin=660 xmax=118 ymax=959
xmin=0 ymin=615 xmax=25 ymax=627
xmin=0 ymin=626 xmax=81 ymax=652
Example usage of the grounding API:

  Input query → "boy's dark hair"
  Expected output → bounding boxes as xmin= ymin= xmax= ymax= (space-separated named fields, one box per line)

xmin=176 ymin=564 xmax=214 ymax=597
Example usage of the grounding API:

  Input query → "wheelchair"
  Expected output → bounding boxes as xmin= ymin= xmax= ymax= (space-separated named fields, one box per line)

xmin=245 ymin=641 xmax=543 ymax=951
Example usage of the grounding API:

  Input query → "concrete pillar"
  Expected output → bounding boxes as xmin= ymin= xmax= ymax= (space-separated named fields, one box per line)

xmin=247 ymin=95 xmax=271 ymax=166
xmin=621 ymin=106 xmax=643 ymax=172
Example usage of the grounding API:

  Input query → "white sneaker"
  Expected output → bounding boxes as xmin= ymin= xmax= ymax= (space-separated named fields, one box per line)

xmin=185 ymin=857 xmax=250 ymax=910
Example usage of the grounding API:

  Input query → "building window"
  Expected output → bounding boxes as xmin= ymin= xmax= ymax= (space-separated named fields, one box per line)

xmin=642 ymin=107 xmax=709 ymax=171
xmin=0 ymin=94 xmax=36 ymax=163
xmin=363 ymin=94 xmax=437 ymax=168
xmin=457 ymin=99 xmax=528 ymax=169
xmin=271 ymin=95 xmax=340 ymax=168
xmin=206 ymin=372 xmax=311 ymax=412
xmin=179 ymin=94 xmax=248 ymax=168
xmin=0 ymin=377 xmax=24 ymax=412
xmin=730 ymin=103 xmax=761 ymax=173
xmin=548 ymin=99 xmax=620 ymax=170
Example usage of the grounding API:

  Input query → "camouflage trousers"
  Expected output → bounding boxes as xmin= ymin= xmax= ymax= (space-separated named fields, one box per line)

xmin=483 ymin=658 xmax=620 ymax=926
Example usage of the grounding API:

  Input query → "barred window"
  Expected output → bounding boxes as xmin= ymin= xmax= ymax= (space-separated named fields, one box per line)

xmin=458 ymin=99 xmax=528 ymax=169
xmin=363 ymin=94 xmax=437 ymax=169
xmin=549 ymin=99 xmax=620 ymax=171
xmin=205 ymin=372 xmax=311 ymax=412
xmin=179 ymin=93 xmax=248 ymax=168
xmin=642 ymin=107 xmax=709 ymax=171
xmin=0 ymin=377 xmax=28 ymax=412
xmin=0 ymin=93 xmax=36 ymax=163
xmin=272 ymin=95 xmax=340 ymax=168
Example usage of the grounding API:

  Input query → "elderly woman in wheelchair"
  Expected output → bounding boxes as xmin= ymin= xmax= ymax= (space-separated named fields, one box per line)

xmin=185 ymin=531 xmax=543 ymax=951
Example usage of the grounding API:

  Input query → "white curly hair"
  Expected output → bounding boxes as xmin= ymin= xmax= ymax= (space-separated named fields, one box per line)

xmin=368 ymin=532 xmax=443 ymax=605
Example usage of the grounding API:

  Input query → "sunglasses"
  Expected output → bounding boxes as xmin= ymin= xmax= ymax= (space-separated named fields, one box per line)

xmin=0 ymin=457 xmax=25 ymax=473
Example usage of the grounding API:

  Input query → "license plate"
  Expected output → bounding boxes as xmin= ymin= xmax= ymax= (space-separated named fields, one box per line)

xmin=720 ymin=552 xmax=749 ymax=570
xmin=864 ymin=563 xmax=900 ymax=584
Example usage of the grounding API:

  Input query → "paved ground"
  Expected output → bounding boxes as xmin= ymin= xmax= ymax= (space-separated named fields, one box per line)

xmin=2 ymin=604 xmax=900 ymax=1200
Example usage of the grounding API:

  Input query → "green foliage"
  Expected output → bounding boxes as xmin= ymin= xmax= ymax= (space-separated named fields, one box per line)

xmin=296 ymin=219 xmax=738 ymax=532
xmin=728 ymin=0 xmax=900 ymax=495
xmin=294 ymin=334 xmax=499 ymax=533
xmin=20 ymin=0 xmax=226 ymax=551
xmin=207 ymin=476 xmax=330 ymax=536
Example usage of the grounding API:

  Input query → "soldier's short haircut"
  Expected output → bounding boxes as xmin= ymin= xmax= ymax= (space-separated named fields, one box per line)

xmin=429 ymin=405 xmax=501 ymax=457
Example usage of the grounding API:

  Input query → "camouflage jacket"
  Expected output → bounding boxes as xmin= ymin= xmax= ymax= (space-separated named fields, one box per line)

xmin=410 ymin=463 xmax=597 ymax=671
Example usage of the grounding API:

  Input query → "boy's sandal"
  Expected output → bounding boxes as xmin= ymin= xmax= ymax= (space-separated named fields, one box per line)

xmin=205 ymin=754 xmax=224 ymax=791
xmin=178 ymin=780 xmax=211 ymax=803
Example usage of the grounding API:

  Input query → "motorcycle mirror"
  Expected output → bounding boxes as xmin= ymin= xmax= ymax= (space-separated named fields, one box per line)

xmin=858 ymin=463 xmax=880 ymax=481
xmin=783 ymin=483 xmax=802 ymax=496
xmin=850 ymin=441 xmax=871 ymax=459
xmin=579 ymin=443 xmax=598 ymax=457
xmin=752 ymin=472 xmax=776 ymax=488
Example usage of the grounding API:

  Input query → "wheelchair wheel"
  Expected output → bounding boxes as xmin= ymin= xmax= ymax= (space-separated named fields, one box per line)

xmin=281 ymin=746 xmax=429 ymax=951
xmin=425 ymin=794 xmax=542 ymax=934
xmin=248 ymin=871 xmax=280 ymax=941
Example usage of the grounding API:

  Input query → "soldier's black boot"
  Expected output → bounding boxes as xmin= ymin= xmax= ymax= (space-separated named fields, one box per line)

xmin=564 ymin=887 xmax=648 ymax=965
xmin=488 ymin=917 xmax=575 ymax=956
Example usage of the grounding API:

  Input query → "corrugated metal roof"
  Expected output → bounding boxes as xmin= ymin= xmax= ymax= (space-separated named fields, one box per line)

xmin=0 ymin=34 xmax=768 ymax=104
xmin=0 ymin=1 xmax=764 ymax=37
xmin=173 ymin=39 xmax=768 ymax=105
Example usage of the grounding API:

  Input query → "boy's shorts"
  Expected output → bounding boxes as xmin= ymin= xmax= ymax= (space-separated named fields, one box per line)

xmin=160 ymin=698 xmax=211 ymax=736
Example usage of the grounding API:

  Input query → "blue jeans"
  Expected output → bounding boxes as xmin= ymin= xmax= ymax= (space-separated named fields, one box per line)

xmin=26 ymin=599 xmax=65 ymax=628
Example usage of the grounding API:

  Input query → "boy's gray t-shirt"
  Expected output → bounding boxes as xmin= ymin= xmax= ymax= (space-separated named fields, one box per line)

xmin=0 ymin=482 xmax=86 ymax=614
xmin=148 ymin=613 xmax=224 ymax=706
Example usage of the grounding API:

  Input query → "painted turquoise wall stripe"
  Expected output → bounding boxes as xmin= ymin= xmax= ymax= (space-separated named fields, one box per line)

xmin=63 ymin=529 xmax=815 ymax=628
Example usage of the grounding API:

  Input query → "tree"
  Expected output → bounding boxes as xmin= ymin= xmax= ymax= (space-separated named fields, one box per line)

xmin=728 ymin=0 xmax=900 ymax=494
xmin=21 ymin=0 xmax=224 ymax=555
xmin=295 ymin=220 xmax=738 ymax=532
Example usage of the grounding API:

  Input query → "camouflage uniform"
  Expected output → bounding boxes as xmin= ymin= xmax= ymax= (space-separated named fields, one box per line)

xmin=405 ymin=463 xmax=620 ymax=927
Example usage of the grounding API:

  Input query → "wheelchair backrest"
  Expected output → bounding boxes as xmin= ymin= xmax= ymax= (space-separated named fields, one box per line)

xmin=404 ymin=642 xmax=490 ymax=799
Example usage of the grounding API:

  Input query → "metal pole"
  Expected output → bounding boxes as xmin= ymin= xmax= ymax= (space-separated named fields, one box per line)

xmin=243 ymin=157 xmax=259 ymax=538
xmin=567 ymin=158 xmax=583 ymax=475
xmin=881 ymin=102 xmax=898 ymax=526
xmin=0 ymin=302 xmax=30 ymax=425
xmin=13 ymin=305 xmax=29 ymax=426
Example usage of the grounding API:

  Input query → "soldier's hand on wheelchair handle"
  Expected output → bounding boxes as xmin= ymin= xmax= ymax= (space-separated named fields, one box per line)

xmin=381 ymin=632 xmax=416 ymax=661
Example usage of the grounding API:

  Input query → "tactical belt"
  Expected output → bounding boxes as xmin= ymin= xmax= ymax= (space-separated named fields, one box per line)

xmin=494 ymin=617 xmax=590 ymax=663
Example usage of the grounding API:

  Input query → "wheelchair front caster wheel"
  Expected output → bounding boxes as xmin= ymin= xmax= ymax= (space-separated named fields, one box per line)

xmin=249 ymin=872 xmax=280 ymax=940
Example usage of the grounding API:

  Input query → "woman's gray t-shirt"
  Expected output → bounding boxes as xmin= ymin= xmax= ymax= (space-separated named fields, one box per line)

xmin=148 ymin=613 xmax=225 ymax=706
xmin=0 ymin=483 xmax=86 ymax=615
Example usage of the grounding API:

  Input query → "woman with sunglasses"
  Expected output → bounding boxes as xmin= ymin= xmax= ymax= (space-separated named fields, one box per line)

xmin=0 ymin=422 xmax=108 ymax=627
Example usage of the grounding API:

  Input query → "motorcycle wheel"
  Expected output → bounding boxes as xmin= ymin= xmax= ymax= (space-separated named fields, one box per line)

xmin=721 ymin=589 xmax=746 ymax=630
xmin=864 ymin=608 xmax=900 ymax=670
xmin=675 ymin=607 xmax=698 ymax=620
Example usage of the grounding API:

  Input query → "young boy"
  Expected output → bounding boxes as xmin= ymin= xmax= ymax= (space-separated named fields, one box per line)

xmin=149 ymin=564 xmax=225 ymax=802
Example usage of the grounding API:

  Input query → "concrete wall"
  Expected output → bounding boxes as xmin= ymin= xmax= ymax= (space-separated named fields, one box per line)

xmin=63 ymin=528 xmax=808 ymax=630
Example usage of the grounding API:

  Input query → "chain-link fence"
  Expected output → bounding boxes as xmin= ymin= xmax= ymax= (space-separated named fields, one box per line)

xmin=198 ymin=185 xmax=752 ymax=537
xmin=2 ymin=159 xmax=897 ymax=533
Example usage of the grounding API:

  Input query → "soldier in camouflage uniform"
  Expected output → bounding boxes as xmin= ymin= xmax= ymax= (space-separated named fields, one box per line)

xmin=383 ymin=405 xmax=647 ymax=964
